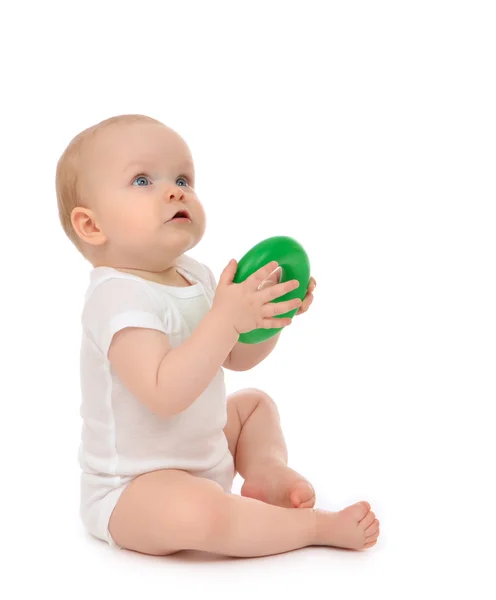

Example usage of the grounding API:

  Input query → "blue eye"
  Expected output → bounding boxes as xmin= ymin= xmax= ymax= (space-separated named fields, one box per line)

xmin=132 ymin=175 xmax=151 ymax=186
xmin=176 ymin=177 xmax=189 ymax=187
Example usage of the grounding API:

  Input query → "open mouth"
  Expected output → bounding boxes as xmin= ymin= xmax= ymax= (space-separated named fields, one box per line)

xmin=169 ymin=210 xmax=191 ymax=221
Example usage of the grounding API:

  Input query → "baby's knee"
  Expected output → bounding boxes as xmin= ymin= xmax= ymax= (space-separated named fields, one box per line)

xmin=201 ymin=495 xmax=234 ymax=543
xmin=177 ymin=479 xmax=231 ymax=546
xmin=231 ymin=387 xmax=277 ymax=415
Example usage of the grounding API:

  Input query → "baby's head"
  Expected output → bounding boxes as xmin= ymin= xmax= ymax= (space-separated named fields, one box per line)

xmin=56 ymin=115 xmax=206 ymax=273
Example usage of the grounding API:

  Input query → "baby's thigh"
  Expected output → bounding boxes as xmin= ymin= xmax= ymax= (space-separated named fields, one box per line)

xmin=108 ymin=469 xmax=226 ymax=556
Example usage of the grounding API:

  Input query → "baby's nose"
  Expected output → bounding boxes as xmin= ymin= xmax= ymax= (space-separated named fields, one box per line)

xmin=167 ymin=186 xmax=185 ymax=202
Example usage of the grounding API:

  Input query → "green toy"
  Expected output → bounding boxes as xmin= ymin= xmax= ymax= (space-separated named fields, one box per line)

xmin=233 ymin=236 xmax=311 ymax=344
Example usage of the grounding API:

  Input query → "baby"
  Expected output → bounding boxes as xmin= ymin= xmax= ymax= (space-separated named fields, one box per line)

xmin=56 ymin=114 xmax=380 ymax=557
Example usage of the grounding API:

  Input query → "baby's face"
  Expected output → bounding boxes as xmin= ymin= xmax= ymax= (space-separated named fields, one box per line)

xmin=79 ymin=120 xmax=206 ymax=269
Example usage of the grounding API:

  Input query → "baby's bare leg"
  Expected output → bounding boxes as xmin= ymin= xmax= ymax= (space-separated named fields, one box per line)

xmin=224 ymin=388 xmax=316 ymax=508
xmin=223 ymin=389 xmax=380 ymax=549
xmin=108 ymin=468 xmax=317 ymax=557
xmin=225 ymin=388 xmax=288 ymax=469
xmin=108 ymin=469 xmax=379 ymax=557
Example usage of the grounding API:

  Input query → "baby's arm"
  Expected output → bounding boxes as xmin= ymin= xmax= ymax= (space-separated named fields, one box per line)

xmin=225 ymin=332 xmax=282 ymax=371
xmin=222 ymin=267 xmax=284 ymax=371
xmin=109 ymin=307 xmax=238 ymax=417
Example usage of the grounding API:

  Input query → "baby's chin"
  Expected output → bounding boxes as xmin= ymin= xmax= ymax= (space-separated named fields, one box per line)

xmin=155 ymin=230 xmax=204 ymax=260
xmin=165 ymin=222 xmax=205 ymax=250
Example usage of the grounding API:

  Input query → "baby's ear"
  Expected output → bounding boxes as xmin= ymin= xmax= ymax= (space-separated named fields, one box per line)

xmin=71 ymin=207 xmax=107 ymax=246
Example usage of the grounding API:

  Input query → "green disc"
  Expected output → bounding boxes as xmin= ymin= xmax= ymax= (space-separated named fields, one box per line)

xmin=233 ymin=236 xmax=311 ymax=344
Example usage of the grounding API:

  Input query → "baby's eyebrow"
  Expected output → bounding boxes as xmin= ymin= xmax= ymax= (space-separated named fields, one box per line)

xmin=123 ymin=160 xmax=152 ymax=174
xmin=176 ymin=159 xmax=195 ymax=174
xmin=123 ymin=159 xmax=194 ymax=175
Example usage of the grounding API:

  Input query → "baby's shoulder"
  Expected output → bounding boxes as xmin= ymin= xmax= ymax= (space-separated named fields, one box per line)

xmin=81 ymin=268 xmax=159 ymax=323
xmin=84 ymin=267 xmax=152 ymax=301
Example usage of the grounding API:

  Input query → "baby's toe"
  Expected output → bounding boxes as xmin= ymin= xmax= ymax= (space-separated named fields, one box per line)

xmin=359 ymin=510 xmax=376 ymax=530
xmin=366 ymin=530 xmax=380 ymax=543
xmin=343 ymin=501 xmax=371 ymax=522
xmin=289 ymin=482 xmax=316 ymax=509
xmin=365 ymin=518 xmax=380 ymax=536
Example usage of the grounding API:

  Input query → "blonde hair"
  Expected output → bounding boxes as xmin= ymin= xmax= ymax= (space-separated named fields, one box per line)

xmin=55 ymin=114 xmax=163 ymax=258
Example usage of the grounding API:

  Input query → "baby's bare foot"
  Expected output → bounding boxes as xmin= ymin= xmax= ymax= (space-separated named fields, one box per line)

xmin=314 ymin=501 xmax=380 ymax=550
xmin=241 ymin=460 xmax=316 ymax=509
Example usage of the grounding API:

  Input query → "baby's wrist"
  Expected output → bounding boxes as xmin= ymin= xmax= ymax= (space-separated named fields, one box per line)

xmin=208 ymin=307 xmax=239 ymax=344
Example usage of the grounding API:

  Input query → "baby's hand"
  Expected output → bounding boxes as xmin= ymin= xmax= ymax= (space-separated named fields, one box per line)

xmin=256 ymin=269 xmax=316 ymax=316
xmin=296 ymin=276 xmax=316 ymax=315
xmin=213 ymin=260 xmax=302 ymax=335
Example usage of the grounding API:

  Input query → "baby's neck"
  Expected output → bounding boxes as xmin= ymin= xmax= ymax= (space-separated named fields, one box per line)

xmin=113 ymin=266 xmax=192 ymax=287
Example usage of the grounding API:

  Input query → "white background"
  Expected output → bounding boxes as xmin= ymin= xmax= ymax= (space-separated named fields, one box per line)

xmin=1 ymin=1 xmax=495 ymax=598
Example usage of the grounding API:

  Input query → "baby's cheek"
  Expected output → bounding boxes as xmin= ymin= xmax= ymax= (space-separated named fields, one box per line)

xmin=110 ymin=210 xmax=148 ymax=244
xmin=192 ymin=197 xmax=206 ymax=224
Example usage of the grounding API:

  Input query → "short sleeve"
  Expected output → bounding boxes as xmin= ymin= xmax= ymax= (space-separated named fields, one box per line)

xmin=83 ymin=278 xmax=169 ymax=357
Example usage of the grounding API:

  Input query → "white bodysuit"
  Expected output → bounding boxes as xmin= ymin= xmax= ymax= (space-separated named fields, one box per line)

xmin=78 ymin=254 xmax=234 ymax=547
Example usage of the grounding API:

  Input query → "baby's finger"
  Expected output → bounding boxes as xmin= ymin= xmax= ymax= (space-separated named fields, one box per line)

xmin=295 ymin=292 xmax=314 ymax=315
xmin=261 ymin=278 xmax=300 ymax=302
xmin=247 ymin=261 xmax=279 ymax=288
xmin=219 ymin=259 xmax=238 ymax=285
xmin=260 ymin=316 xmax=293 ymax=329
xmin=262 ymin=297 xmax=302 ymax=318
xmin=299 ymin=293 xmax=314 ymax=313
